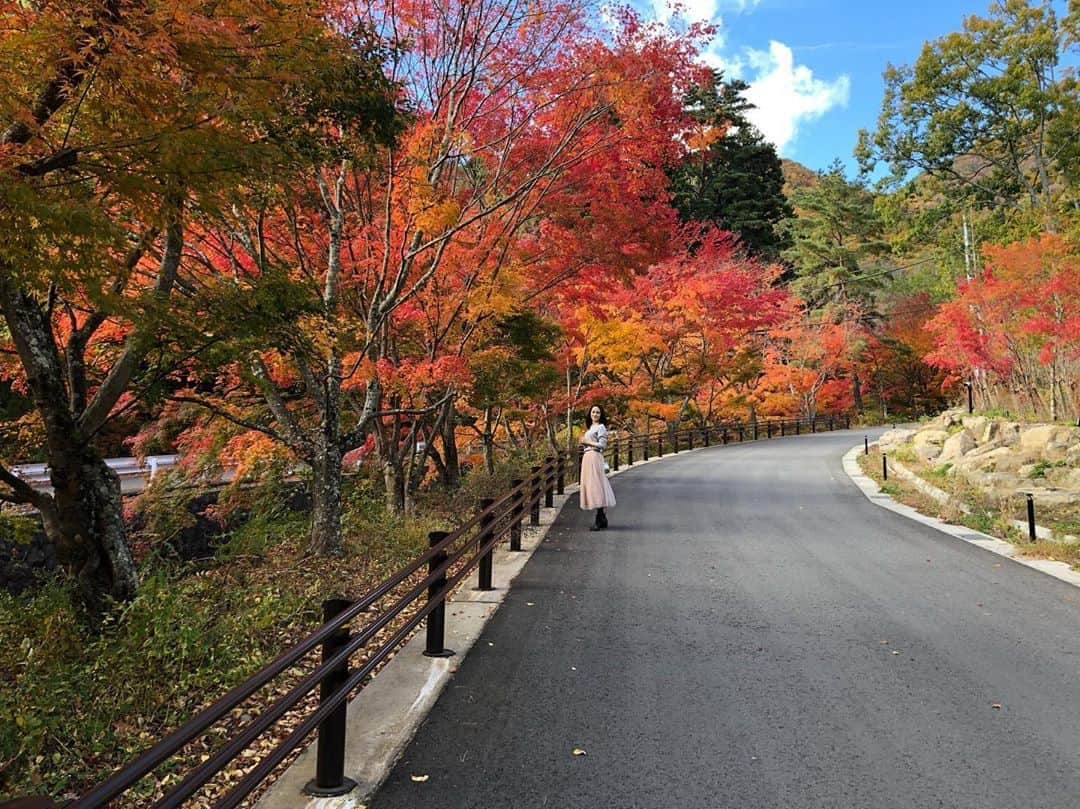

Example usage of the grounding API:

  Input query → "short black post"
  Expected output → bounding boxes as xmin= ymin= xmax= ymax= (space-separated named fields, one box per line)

xmin=704 ymin=427 xmax=711 ymax=447
xmin=477 ymin=498 xmax=495 ymax=591
xmin=658 ymin=434 xmax=664 ymax=457
xmin=966 ymin=380 xmax=974 ymax=414
xmin=864 ymin=435 xmax=869 ymax=455
xmin=780 ymin=420 xmax=785 ymax=437
xmin=1026 ymin=493 xmax=1037 ymax=542
xmin=722 ymin=428 xmax=728 ymax=445
xmin=556 ymin=453 xmax=565 ymax=495
xmin=423 ymin=532 xmax=455 ymax=657
xmin=882 ymin=454 xmax=888 ymax=481
xmin=795 ymin=420 xmax=800 ymax=435
xmin=738 ymin=425 xmax=744 ymax=442
xmin=613 ymin=438 xmax=621 ymax=471
xmin=811 ymin=418 xmax=817 ymax=433
xmin=544 ymin=456 xmax=554 ymax=508
xmin=846 ymin=413 xmax=851 ymax=429
xmin=530 ymin=466 xmax=541 ymax=526
xmin=304 ymin=599 xmax=358 ymax=797
xmin=509 ymin=482 xmax=524 ymax=551
xmin=627 ymin=436 xmax=635 ymax=465
xmin=766 ymin=421 xmax=772 ymax=439
xmin=752 ymin=421 xmax=758 ymax=441
xmin=829 ymin=416 xmax=835 ymax=431
xmin=673 ymin=432 xmax=680 ymax=453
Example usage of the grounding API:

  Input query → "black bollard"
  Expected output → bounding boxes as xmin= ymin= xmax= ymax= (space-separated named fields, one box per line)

xmin=423 ymin=532 xmax=455 ymax=656
xmin=509 ymin=481 xmax=524 ymax=551
xmin=304 ymin=599 xmax=358 ymax=796
xmin=1026 ymin=493 xmax=1037 ymax=542
xmin=882 ymin=454 xmax=888 ymax=481
xmin=544 ymin=456 xmax=554 ymax=508
xmin=530 ymin=466 xmax=541 ymax=526
xmin=865 ymin=435 xmax=869 ymax=455
xmin=477 ymin=498 xmax=495 ymax=591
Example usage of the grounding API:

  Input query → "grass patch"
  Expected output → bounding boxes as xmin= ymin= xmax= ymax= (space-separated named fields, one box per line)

xmin=0 ymin=474 xmax=454 ymax=802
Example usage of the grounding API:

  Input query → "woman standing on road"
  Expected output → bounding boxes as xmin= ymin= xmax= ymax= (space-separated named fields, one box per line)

xmin=579 ymin=404 xmax=616 ymax=530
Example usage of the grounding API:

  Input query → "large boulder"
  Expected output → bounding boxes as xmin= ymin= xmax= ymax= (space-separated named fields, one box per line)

xmin=912 ymin=429 xmax=950 ymax=461
xmin=961 ymin=415 xmax=989 ymax=438
xmin=879 ymin=428 xmax=917 ymax=452
xmin=939 ymin=430 xmax=976 ymax=463
xmin=1019 ymin=425 xmax=1075 ymax=453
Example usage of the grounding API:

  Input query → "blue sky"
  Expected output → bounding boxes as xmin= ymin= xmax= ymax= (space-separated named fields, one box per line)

xmin=634 ymin=0 xmax=1070 ymax=173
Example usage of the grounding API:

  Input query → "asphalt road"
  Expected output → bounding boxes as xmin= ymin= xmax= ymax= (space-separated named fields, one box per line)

xmin=371 ymin=430 xmax=1080 ymax=809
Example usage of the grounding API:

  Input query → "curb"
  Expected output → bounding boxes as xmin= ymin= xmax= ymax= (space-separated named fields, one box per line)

xmin=842 ymin=445 xmax=1080 ymax=590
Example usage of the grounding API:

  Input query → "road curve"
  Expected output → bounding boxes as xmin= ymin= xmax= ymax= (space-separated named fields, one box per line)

xmin=371 ymin=430 xmax=1080 ymax=809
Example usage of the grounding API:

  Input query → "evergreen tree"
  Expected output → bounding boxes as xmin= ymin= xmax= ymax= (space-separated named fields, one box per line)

xmin=670 ymin=72 xmax=792 ymax=257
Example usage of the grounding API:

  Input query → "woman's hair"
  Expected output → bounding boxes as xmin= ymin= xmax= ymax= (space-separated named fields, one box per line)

xmin=586 ymin=404 xmax=607 ymax=428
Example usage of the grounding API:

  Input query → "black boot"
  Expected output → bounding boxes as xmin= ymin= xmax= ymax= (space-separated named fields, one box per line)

xmin=590 ymin=508 xmax=607 ymax=531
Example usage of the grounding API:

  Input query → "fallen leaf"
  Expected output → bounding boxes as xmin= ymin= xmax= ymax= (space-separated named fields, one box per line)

xmin=572 ymin=748 xmax=587 ymax=757
xmin=411 ymin=774 xmax=430 ymax=782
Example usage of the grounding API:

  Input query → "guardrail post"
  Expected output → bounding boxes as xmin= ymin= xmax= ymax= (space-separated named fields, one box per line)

xmin=846 ymin=413 xmax=851 ymax=429
xmin=657 ymin=434 xmax=664 ymax=457
xmin=544 ymin=456 xmax=554 ymax=508
xmin=423 ymin=532 xmax=455 ymax=657
xmin=829 ymin=416 xmax=835 ymax=431
xmin=477 ymin=498 xmax=495 ymax=591
xmin=1026 ymin=493 xmax=1037 ymax=542
xmin=673 ymin=432 xmax=680 ymax=453
xmin=556 ymin=453 xmax=565 ymax=495
xmin=722 ymin=427 xmax=728 ymax=445
xmin=304 ymin=598 xmax=358 ymax=797
xmin=766 ymin=421 xmax=772 ymax=439
xmin=613 ymin=438 xmax=620 ymax=471
xmin=882 ymin=454 xmax=888 ymax=481
xmin=780 ymin=420 xmax=785 ymax=437
xmin=811 ymin=418 xmax=817 ymax=433
xmin=752 ymin=421 xmax=758 ymax=441
xmin=704 ymin=427 xmax=710 ymax=447
xmin=688 ymin=429 xmax=694 ymax=450
xmin=530 ymin=466 xmax=541 ymax=526
xmin=737 ymin=425 xmax=744 ymax=442
xmin=627 ymin=436 xmax=635 ymax=465
xmin=643 ymin=434 xmax=650 ymax=461
xmin=795 ymin=420 xmax=800 ymax=435
xmin=509 ymin=481 xmax=524 ymax=551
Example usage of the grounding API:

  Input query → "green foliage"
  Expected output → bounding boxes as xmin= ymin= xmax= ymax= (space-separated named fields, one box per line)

xmin=669 ymin=71 xmax=792 ymax=257
xmin=857 ymin=0 xmax=1078 ymax=234
xmin=1028 ymin=459 xmax=1067 ymax=479
xmin=0 ymin=513 xmax=37 ymax=545
xmin=780 ymin=161 xmax=891 ymax=310
xmin=0 ymin=573 xmax=310 ymax=797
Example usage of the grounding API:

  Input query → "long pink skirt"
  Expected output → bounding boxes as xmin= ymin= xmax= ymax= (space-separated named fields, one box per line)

xmin=579 ymin=450 xmax=616 ymax=510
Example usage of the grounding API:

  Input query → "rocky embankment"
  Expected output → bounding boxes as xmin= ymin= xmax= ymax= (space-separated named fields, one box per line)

xmin=878 ymin=411 xmax=1080 ymax=509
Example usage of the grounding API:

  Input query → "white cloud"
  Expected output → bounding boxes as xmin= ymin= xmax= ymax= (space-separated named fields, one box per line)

xmin=741 ymin=40 xmax=850 ymax=154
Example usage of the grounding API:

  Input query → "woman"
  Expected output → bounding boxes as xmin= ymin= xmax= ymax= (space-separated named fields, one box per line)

xmin=579 ymin=404 xmax=616 ymax=530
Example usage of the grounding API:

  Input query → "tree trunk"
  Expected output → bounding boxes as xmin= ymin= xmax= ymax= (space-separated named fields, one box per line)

xmin=438 ymin=400 xmax=461 ymax=488
xmin=482 ymin=405 xmax=495 ymax=475
xmin=307 ymin=445 xmax=343 ymax=556
xmin=852 ymin=371 xmax=864 ymax=414
xmin=383 ymin=459 xmax=405 ymax=513
xmin=48 ymin=453 xmax=137 ymax=620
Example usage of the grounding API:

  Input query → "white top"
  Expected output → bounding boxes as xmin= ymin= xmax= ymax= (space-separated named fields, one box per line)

xmin=584 ymin=423 xmax=608 ymax=451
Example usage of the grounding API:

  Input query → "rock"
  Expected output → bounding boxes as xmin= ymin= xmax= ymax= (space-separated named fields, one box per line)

xmin=1030 ymin=488 xmax=1080 ymax=508
xmin=961 ymin=415 xmax=989 ymax=436
xmin=1047 ymin=467 xmax=1080 ymax=490
xmin=878 ymin=428 xmax=917 ymax=451
xmin=1020 ymin=425 xmax=1073 ymax=453
xmin=939 ymin=431 xmax=976 ymax=463
xmin=998 ymin=422 xmax=1023 ymax=447
xmin=913 ymin=429 xmax=950 ymax=461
